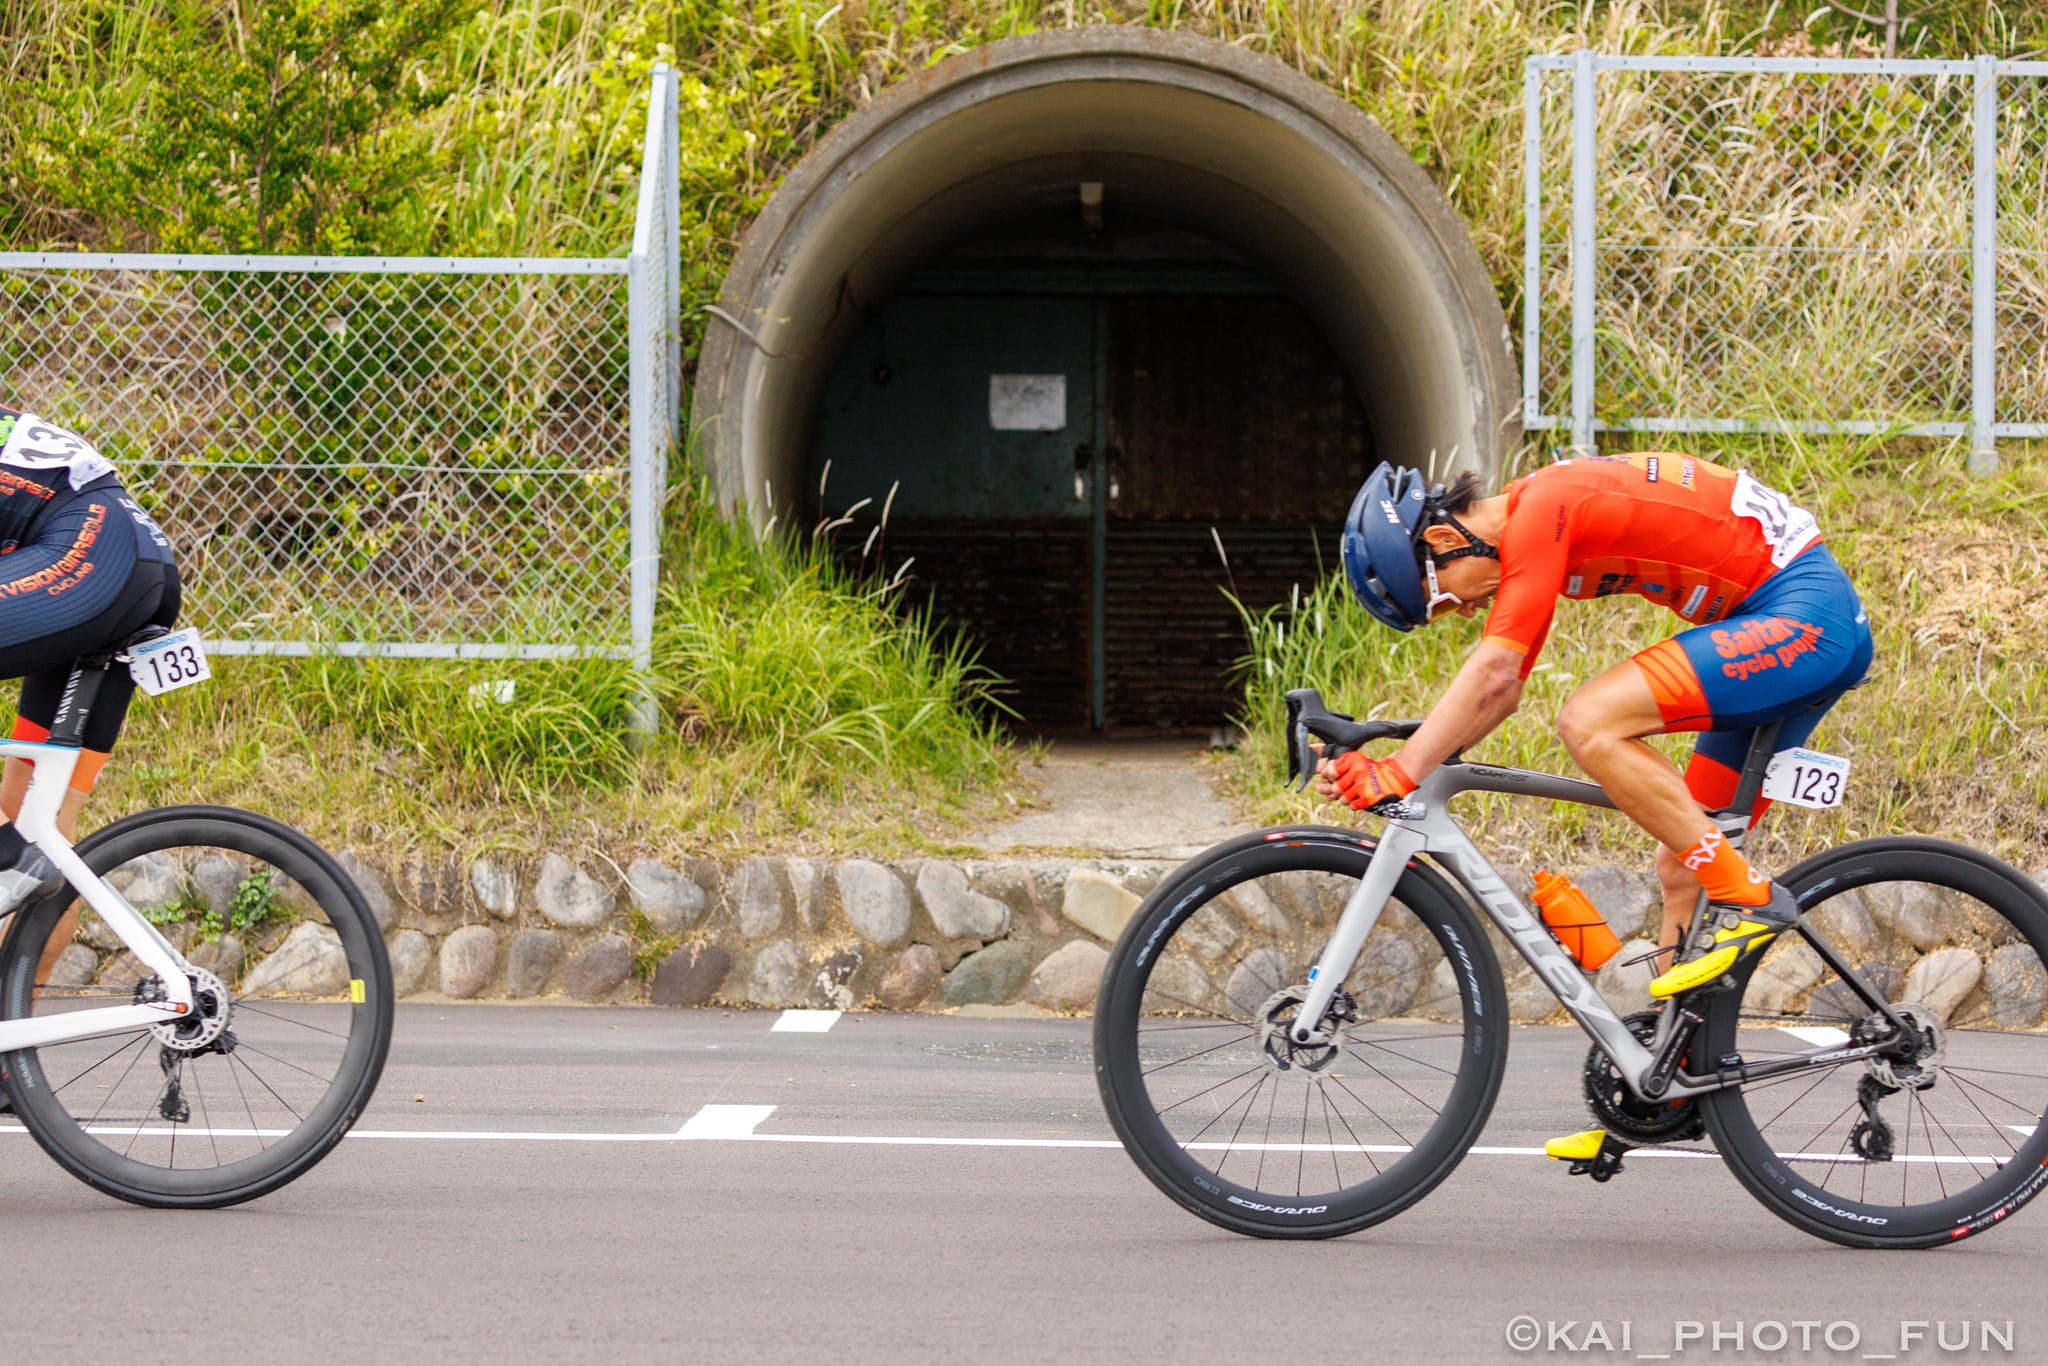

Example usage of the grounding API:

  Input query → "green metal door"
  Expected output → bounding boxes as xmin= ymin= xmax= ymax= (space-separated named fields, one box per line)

xmin=810 ymin=273 xmax=1371 ymax=731
xmin=812 ymin=294 xmax=1103 ymax=727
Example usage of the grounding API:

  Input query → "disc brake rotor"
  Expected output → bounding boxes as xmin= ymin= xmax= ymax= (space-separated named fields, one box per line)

xmin=1255 ymin=985 xmax=1354 ymax=1074
xmin=147 ymin=967 xmax=234 ymax=1053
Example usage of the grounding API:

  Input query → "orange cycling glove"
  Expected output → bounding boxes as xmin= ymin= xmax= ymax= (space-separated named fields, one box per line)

xmin=1330 ymin=753 xmax=1416 ymax=810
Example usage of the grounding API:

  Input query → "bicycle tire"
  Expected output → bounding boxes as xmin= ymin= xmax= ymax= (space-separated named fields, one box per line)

xmin=1093 ymin=825 xmax=1508 ymax=1239
xmin=1701 ymin=837 xmax=2048 ymax=1248
xmin=0 ymin=805 xmax=393 ymax=1208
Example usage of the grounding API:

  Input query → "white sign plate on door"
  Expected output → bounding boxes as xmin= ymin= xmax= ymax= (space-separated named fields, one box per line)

xmin=988 ymin=374 xmax=1067 ymax=431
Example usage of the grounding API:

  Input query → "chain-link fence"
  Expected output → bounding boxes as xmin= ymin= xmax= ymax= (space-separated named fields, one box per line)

xmin=0 ymin=68 xmax=681 ymax=669
xmin=1524 ymin=53 xmax=2048 ymax=471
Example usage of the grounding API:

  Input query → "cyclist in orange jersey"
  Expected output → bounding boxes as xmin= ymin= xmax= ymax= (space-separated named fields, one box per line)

xmin=1320 ymin=453 xmax=1872 ymax=1004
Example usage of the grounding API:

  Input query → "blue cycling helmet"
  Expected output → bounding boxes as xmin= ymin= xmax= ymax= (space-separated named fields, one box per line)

xmin=1341 ymin=462 xmax=1432 ymax=631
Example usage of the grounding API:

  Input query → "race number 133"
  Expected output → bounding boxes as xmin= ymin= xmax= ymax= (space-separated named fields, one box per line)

xmin=128 ymin=628 xmax=212 ymax=697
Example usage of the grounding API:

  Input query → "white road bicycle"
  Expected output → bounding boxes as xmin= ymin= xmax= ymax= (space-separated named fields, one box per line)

xmin=1093 ymin=688 xmax=2048 ymax=1248
xmin=0 ymin=627 xmax=392 ymax=1207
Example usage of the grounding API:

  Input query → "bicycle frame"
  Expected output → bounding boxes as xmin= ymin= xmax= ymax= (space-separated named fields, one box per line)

xmin=0 ymin=737 xmax=194 ymax=1051
xmin=1289 ymin=758 xmax=1877 ymax=1103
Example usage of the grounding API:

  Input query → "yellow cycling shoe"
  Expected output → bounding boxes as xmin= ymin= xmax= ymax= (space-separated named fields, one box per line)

xmin=1545 ymin=1129 xmax=1607 ymax=1162
xmin=1648 ymin=884 xmax=1800 ymax=1000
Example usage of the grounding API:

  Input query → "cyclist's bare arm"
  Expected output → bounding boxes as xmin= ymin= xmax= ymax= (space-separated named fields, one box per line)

xmin=1389 ymin=640 xmax=1525 ymax=777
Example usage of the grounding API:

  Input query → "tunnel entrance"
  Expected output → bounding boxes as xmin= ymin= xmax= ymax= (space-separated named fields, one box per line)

xmin=808 ymin=210 xmax=1371 ymax=728
xmin=692 ymin=29 xmax=1518 ymax=731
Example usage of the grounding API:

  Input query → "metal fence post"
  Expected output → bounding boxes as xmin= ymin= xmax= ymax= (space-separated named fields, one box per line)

xmin=628 ymin=247 xmax=656 ymax=678
xmin=1522 ymin=57 xmax=1545 ymax=433
xmin=662 ymin=65 xmax=682 ymax=459
xmin=1570 ymin=49 xmax=1598 ymax=453
xmin=624 ymin=66 xmax=681 ymax=736
xmin=1970 ymin=54 xmax=1999 ymax=477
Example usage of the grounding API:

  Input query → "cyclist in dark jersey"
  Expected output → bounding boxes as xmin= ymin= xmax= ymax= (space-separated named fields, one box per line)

xmin=1324 ymin=454 xmax=1871 ymax=998
xmin=0 ymin=404 xmax=181 ymax=922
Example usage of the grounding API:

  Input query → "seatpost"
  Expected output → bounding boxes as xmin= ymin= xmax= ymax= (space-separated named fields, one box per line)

xmin=44 ymin=658 xmax=109 ymax=749
xmin=1720 ymin=718 xmax=1787 ymax=841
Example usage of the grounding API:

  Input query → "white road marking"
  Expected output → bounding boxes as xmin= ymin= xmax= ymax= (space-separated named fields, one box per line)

xmin=677 ymin=1104 xmax=777 ymax=1138
xmin=771 ymin=1009 xmax=842 ymax=1034
xmin=1778 ymin=1025 xmax=1852 ymax=1047
xmin=0 ymin=1118 xmax=2012 ymax=1165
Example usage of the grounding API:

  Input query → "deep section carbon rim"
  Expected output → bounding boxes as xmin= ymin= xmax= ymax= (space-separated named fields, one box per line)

xmin=0 ymin=806 xmax=392 ymax=1207
xmin=1096 ymin=829 xmax=1504 ymax=1237
xmin=1702 ymin=838 xmax=2048 ymax=1246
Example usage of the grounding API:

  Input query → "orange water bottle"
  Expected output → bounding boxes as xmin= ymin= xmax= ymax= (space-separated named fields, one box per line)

xmin=1532 ymin=870 xmax=1622 ymax=971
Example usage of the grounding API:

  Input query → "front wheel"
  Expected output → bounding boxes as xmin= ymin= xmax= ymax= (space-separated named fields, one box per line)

xmin=1702 ymin=837 xmax=2048 ymax=1248
xmin=0 ymin=805 xmax=393 ymax=1208
xmin=1093 ymin=826 xmax=1508 ymax=1238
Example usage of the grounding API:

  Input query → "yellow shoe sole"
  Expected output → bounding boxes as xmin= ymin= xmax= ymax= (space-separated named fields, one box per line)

xmin=1647 ymin=929 xmax=1777 ymax=999
xmin=1545 ymin=1129 xmax=1607 ymax=1162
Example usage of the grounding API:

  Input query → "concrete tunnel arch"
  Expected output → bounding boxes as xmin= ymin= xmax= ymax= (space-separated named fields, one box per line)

xmin=688 ymin=28 xmax=1518 ymax=729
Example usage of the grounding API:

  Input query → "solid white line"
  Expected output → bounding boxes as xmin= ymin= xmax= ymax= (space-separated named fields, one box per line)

xmin=0 ymin=1121 xmax=2014 ymax=1164
xmin=771 ymin=1009 xmax=842 ymax=1034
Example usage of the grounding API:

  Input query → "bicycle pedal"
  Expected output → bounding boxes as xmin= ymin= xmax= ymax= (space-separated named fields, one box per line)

xmin=1550 ymin=1130 xmax=1633 ymax=1183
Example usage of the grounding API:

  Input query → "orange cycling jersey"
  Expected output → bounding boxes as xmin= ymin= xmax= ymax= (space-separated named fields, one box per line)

xmin=1482 ymin=453 xmax=1822 ymax=675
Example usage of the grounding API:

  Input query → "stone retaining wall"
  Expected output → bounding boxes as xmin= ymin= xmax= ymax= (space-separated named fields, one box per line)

xmin=63 ymin=849 xmax=2048 ymax=1022
xmin=368 ymin=851 xmax=1182 ymax=1013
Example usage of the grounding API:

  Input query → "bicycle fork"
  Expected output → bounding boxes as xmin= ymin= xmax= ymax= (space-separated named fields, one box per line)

xmin=1288 ymin=823 xmax=1425 ymax=1046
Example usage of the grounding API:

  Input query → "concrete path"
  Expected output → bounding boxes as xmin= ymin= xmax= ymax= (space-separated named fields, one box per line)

xmin=968 ymin=737 xmax=1249 ymax=858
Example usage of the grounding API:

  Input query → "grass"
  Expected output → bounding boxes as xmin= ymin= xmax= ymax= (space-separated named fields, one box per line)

xmin=1219 ymin=431 xmax=2048 ymax=880
xmin=97 ymin=475 xmax=1018 ymax=865
xmin=4 ymin=1 xmax=2048 ymax=867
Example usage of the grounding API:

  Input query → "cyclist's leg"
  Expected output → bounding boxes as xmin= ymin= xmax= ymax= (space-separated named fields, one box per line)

xmin=1556 ymin=662 xmax=1744 ymax=874
xmin=1634 ymin=549 xmax=1871 ymax=991
xmin=0 ymin=495 xmax=178 ymax=978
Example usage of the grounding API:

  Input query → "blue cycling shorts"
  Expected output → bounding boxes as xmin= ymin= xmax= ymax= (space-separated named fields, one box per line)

xmin=1632 ymin=543 xmax=1872 ymax=813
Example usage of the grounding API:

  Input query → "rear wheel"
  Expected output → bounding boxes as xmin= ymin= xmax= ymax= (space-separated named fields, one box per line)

xmin=1093 ymin=826 xmax=1507 ymax=1238
xmin=0 ymin=805 xmax=392 ymax=1208
xmin=1701 ymin=837 xmax=2048 ymax=1248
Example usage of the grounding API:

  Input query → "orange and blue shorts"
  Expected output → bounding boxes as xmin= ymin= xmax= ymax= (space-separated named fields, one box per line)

xmin=1632 ymin=544 xmax=1872 ymax=819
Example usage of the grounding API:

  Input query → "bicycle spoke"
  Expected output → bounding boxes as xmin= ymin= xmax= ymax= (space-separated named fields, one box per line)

xmin=231 ymin=1040 xmax=343 ymax=1087
xmin=1155 ymin=1062 xmax=1268 ymax=1119
xmin=1322 ymin=1068 xmax=1417 ymax=1148
xmin=1140 ymin=1031 xmax=1257 ymax=1078
xmin=230 ymin=1002 xmax=354 ymax=1041
xmin=230 ymin=1051 xmax=307 ymax=1125
xmin=1344 ymin=1047 xmax=1444 ymax=1118
xmin=1192 ymin=1072 xmax=1271 ymax=1178
xmin=1317 ymin=1077 xmax=1382 ymax=1177
xmin=1352 ymin=1036 xmax=1461 ymax=1079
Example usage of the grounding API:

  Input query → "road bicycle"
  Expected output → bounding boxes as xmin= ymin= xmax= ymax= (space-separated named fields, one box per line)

xmin=0 ymin=627 xmax=392 ymax=1207
xmin=1093 ymin=687 xmax=2048 ymax=1248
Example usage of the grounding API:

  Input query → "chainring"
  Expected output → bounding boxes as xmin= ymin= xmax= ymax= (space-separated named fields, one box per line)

xmin=1582 ymin=1010 xmax=1706 ymax=1144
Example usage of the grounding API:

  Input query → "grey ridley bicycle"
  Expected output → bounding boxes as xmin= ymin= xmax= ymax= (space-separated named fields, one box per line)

xmin=0 ymin=627 xmax=392 ymax=1207
xmin=1093 ymin=687 xmax=2048 ymax=1248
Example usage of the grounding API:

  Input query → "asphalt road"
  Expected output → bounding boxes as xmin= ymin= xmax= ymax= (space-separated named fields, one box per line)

xmin=3 ymin=1006 xmax=2044 ymax=1365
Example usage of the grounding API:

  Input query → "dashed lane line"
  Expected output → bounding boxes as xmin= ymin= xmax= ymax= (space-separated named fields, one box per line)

xmin=771 ymin=1009 xmax=842 ymax=1034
